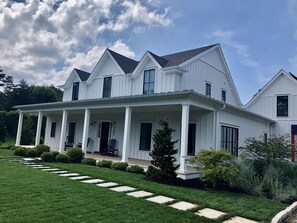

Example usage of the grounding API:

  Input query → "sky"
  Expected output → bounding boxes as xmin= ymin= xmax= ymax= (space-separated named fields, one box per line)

xmin=1 ymin=0 xmax=297 ymax=104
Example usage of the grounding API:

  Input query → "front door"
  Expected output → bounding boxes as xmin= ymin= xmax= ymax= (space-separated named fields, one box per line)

xmin=68 ymin=122 xmax=76 ymax=144
xmin=99 ymin=122 xmax=110 ymax=153
xmin=187 ymin=123 xmax=196 ymax=156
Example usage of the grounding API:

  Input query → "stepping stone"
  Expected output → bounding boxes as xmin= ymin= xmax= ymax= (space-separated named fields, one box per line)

xmin=223 ymin=216 xmax=259 ymax=223
xmin=96 ymin=182 xmax=118 ymax=187
xmin=195 ymin=208 xmax=226 ymax=219
xmin=41 ymin=168 xmax=60 ymax=172
xmin=146 ymin=195 xmax=174 ymax=204
xmin=28 ymin=165 xmax=43 ymax=167
xmin=23 ymin=158 xmax=35 ymax=161
xmin=81 ymin=179 xmax=104 ymax=184
xmin=69 ymin=176 xmax=91 ymax=180
xmin=32 ymin=166 xmax=50 ymax=169
xmin=35 ymin=158 xmax=42 ymax=161
xmin=127 ymin=190 xmax=154 ymax=198
xmin=51 ymin=171 xmax=68 ymax=174
xmin=170 ymin=201 xmax=198 ymax=211
xmin=58 ymin=173 xmax=80 ymax=177
xmin=109 ymin=186 xmax=136 ymax=192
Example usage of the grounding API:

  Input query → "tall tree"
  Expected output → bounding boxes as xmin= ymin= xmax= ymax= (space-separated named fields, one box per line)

xmin=0 ymin=67 xmax=15 ymax=91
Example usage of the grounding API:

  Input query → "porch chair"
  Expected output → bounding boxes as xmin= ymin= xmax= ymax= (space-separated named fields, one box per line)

xmin=76 ymin=137 xmax=91 ymax=149
xmin=106 ymin=139 xmax=118 ymax=156
xmin=64 ymin=136 xmax=74 ymax=151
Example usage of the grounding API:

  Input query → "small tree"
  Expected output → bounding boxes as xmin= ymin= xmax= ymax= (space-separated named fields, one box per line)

xmin=147 ymin=119 xmax=178 ymax=180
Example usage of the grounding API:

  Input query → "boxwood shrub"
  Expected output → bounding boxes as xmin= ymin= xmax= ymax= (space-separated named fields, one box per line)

xmin=52 ymin=151 xmax=60 ymax=160
xmin=81 ymin=158 xmax=96 ymax=166
xmin=13 ymin=147 xmax=27 ymax=156
xmin=126 ymin=165 xmax=144 ymax=174
xmin=66 ymin=148 xmax=84 ymax=163
xmin=56 ymin=154 xmax=69 ymax=163
xmin=96 ymin=160 xmax=113 ymax=168
xmin=111 ymin=162 xmax=128 ymax=171
xmin=26 ymin=148 xmax=38 ymax=157
xmin=35 ymin=144 xmax=50 ymax=156
xmin=41 ymin=152 xmax=54 ymax=162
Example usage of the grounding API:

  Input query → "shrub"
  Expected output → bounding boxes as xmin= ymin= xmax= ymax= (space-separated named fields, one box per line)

xmin=6 ymin=145 xmax=15 ymax=150
xmin=81 ymin=158 xmax=96 ymax=166
xmin=146 ymin=166 xmax=165 ymax=179
xmin=13 ymin=147 xmax=27 ymax=156
xmin=126 ymin=165 xmax=144 ymax=174
xmin=111 ymin=162 xmax=128 ymax=171
xmin=41 ymin=152 xmax=54 ymax=162
xmin=26 ymin=148 xmax=38 ymax=157
xmin=66 ymin=148 xmax=84 ymax=163
xmin=35 ymin=144 xmax=50 ymax=156
xmin=188 ymin=149 xmax=239 ymax=187
xmin=56 ymin=154 xmax=69 ymax=163
xmin=52 ymin=151 xmax=60 ymax=160
xmin=97 ymin=160 xmax=113 ymax=168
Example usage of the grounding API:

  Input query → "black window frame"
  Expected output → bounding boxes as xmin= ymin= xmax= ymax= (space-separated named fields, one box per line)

xmin=139 ymin=123 xmax=152 ymax=151
xmin=103 ymin=76 xmax=112 ymax=98
xmin=221 ymin=90 xmax=226 ymax=102
xmin=205 ymin=83 xmax=211 ymax=97
xmin=277 ymin=95 xmax=288 ymax=117
xmin=143 ymin=69 xmax=155 ymax=95
xmin=50 ymin=122 xmax=56 ymax=138
xmin=72 ymin=82 xmax=79 ymax=101
xmin=220 ymin=125 xmax=238 ymax=156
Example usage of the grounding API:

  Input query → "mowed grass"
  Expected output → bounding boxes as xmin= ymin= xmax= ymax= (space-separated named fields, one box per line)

xmin=0 ymin=136 xmax=15 ymax=147
xmin=0 ymin=160 xmax=214 ymax=223
xmin=44 ymin=162 xmax=287 ymax=223
xmin=0 ymin=148 xmax=18 ymax=158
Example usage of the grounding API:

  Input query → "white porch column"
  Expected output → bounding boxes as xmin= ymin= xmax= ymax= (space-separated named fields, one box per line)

xmin=180 ymin=104 xmax=190 ymax=173
xmin=121 ymin=107 xmax=131 ymax=162
xmin=35 ymin=111 xmax=43 ymax=146
xmin=59 ymin=110 xmax=68 ymax=153
xmin=82 ymin=108 xmax=90 ymax=154
xmin=15 ymin=111 xmax=24 ymax=146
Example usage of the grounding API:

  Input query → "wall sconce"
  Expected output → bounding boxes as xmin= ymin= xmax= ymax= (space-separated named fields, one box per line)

xmin=90 ymin=121 xmax=96 ymax=126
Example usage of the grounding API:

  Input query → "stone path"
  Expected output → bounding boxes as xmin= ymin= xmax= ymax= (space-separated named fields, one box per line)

xmin=19 ymin=159 xmax=260 ymax=223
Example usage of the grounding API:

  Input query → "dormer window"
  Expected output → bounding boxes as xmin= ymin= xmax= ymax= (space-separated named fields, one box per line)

xmin=277 ymin=95 xmax=288 ymax=117
xmin=222 ymin=90 xmax=226 ymax=102
xmin=72 ymin=82 xmax=79 ymax=101
xmin=143 ymin=69 xmax=155 ymax=94
xmin=103 ymin=76 xmax=112 ymax=98
xmin=205 ymin=83 xmax=211 ymax=97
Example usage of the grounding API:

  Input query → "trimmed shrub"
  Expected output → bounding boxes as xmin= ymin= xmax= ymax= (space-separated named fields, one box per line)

xmin=126 ymin=165 xmax=144 ymax=174
xmin=6 ymin=145 xmax=15 ymax=150
xmin=41 ymin=152 xmax=54 ymax=162
xmin=13 ymin=147 xmax=27 ymax=156
xmin=66 ymin=148 xmax=84 ymax=163
xmin=56 ymin=154 xmax=69 ymax=163
xmin=111 ymin=162 xmax=128 ymax=171
xmin=52 ymin=151 xmax=60 ymax=160
xmin=96 ymin=160 xmax=113 ymax=168
xmin=35 ymin=144 xmax=50 ymax=156
xmin=81 ymin=158 xmax=96 ymax=166
xmin=26 ymin=148 xmax=38 ymax=157
xmin=146 ymin=166 xmax=167 ymax=180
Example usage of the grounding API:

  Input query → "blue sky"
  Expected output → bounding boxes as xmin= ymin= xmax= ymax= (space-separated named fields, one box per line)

xmin=1 ymin=0 xmax=297 ymax=104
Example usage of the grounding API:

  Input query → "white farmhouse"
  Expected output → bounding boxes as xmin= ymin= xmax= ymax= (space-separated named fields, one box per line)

xmin=15 ymin=44 xmax=273 ymax=178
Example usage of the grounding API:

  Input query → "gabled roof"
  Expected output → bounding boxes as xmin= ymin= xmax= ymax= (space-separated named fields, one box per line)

xmin=107 ymin=49 xmax=138 ymax=74
xmin=74 ymin=68 xmax=90 ymax=81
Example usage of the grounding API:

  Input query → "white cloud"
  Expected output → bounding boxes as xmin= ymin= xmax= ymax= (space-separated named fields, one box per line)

xmin=0 ymin=0 xmax=173 ymax=87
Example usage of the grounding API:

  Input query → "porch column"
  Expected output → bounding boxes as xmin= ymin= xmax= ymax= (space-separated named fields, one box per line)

xmin=82 ymin=108 xmax=90 ymax=154
xmin=180 ymin=104 xmax=190 ymax=173
xmin=121 ymin=107 xmax=131 ymax=162
xmin=15 ymin=111 xmax=24 ymax=146
xmin=59 ymin=110 xmax=68 ymax=153
xmin=35 ymin=111 xmax=43 ymax=146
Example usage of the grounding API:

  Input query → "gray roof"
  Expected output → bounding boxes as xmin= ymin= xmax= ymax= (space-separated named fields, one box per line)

xmin=74 ymin=68 xmax=91 ymax=81
xmin=108 ymin=49 xmax=139 ymax=73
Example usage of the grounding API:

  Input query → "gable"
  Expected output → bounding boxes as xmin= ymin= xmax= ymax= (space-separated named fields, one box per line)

xmin=62 ymin=69 xmax=82 ymax=89
xmin=200 ymin=47 xmax=227 ymax=73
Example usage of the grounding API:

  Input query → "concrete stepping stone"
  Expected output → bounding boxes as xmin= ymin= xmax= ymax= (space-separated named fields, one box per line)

xmin=127 ymin=190 xmax=154 ymax=198
xmin=35 ymin=158 xmax=42 ymax=161
xmin=28 ymin=165 xmax=43 ymax=167
xmin=169 ymin=201 xmax=198 ymax=211
xmin=41 ymin=168 xmax=60 ymax=171
xmin=58 ymin=173 xmax=80 ymax=177
xmin=23 ymin=158 xmax=35 ymax=161
xmin=69 ymin=176 xmax=91 ymax=180
xmin=146 ymin=195 xmax=174 ymax=204
xmin=81 ymin=179 xmax=104 ymax=184
xmin=195 ymin=208 xmax=226 ymax=219
xmin=109 ymin=186 xmax=136 ymax=192
xmin=32 ymin=166 xmax=50 ymax=169
xmin=51 ymin=170 xmax=68 ymax=174
xmin=223 ymin=216 xmax=259 ymax=223
xmin=96 ymin=182 xmax=118 ymax=187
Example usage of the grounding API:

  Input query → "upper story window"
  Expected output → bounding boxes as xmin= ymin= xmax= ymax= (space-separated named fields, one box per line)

xmin=143 ymin=69 xmax=155 ymax=94
xmin=103 ymin=76 xmax=112 ymax=98
xmin=72 ymin=82 xmax=79 ymax=101
xmin=205 ymin=83 xmax=211 ymax=97
xmin=277 ymin=95 xmax=288 ymax=117
xmin=221 ymin=90 xmax=226 ymax=102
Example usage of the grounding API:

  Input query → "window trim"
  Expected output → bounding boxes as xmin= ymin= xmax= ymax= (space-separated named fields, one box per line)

xmin=205 ymin=82 xmax=211 ymax=97
xmin=276 ymin=95 xmax=288 ymax=117
xmin=50 ymin=122 xmax=56 ymax=138
xmin=102 ymin=76 xmax=112 ymax=98
xmin=220 ymin=125 xmax=239 ymax=156
xmin=143 ymin=69 xmax=155 ymax=95
xmin=139 ymin=122 xmax=153 ymax=151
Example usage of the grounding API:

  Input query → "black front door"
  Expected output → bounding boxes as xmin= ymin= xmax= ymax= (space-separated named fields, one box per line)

xmin=187 ymin=123 xmax=196 ymax=156
xmin=100 ymin=122 xmax=110 ymax=153
xmin=68 ymin=122 xmax=76 ymax=144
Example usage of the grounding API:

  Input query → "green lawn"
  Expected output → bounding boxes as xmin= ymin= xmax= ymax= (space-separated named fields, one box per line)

xmin=0 ymin=148 xmax=18 ymax=158
xmin=0 ymin=159 xmax=286 ymax=223
xmin=0 ymin=136 xmax=15 ymax=148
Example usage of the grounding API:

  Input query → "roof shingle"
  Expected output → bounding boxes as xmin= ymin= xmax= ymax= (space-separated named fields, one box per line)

xmin=74 ymin=68 xmax=91 ymax=81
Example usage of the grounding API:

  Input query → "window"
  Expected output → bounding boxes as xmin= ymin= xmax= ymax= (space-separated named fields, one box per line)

xmin=205 ymin=83 xmax=211 ymax=97
xmin=103 ymin=76 xmax=112 ymax=98
xmin=264 ymin=133 xmax=268 ymax=144
xmin=220 ymin=125 xmax=238 ymax=156
xmin=187 ymin=123 xmax=196 ymax=156
xmin=277 ymin=96 xmax=288 ymax=117
xmin=139 ymin=123 xmax=152 ymax=151
xmin=72 ymin=82 xmax=79 ymax=101
xmin=222 ymin=90 xmax=226 ymax=102
xmin=50 ymin=122 xmax=56 ymax=137
xmin=143 ymin=69 xmax=155 ymax=94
